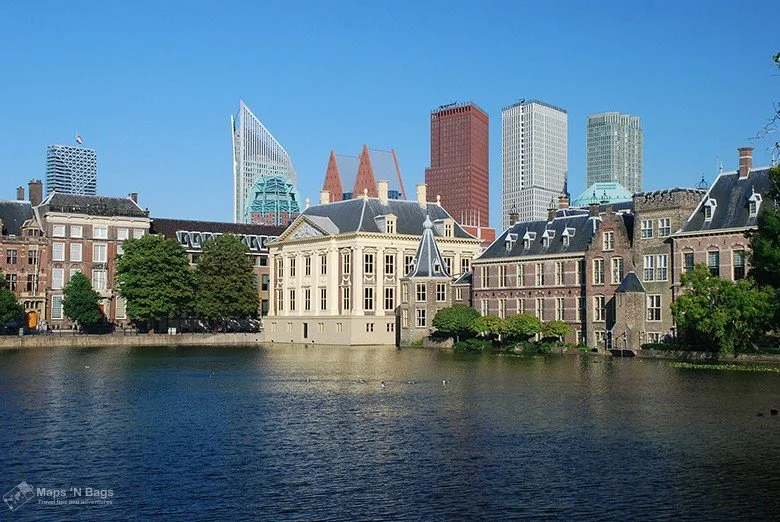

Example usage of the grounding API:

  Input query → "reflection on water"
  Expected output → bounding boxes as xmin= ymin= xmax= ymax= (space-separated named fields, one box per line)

xmin=0 ymin=345 xmax=778 ymax=520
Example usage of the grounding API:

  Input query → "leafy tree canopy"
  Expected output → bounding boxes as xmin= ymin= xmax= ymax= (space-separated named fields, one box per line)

xmin=62 ymin=272 xmax=102 ymax=325
xmin=748 ymin=166 xmax=780 ymax=292
xmin=115 ymin=234 xmax=195 ymax=322
xmin=432 ymin=305 xmax=480 ymax=342
xmin=472 ymin=315 xmax=503 ymax=339
xmin=541 ymin=320 xmax=572 ymax=341
xmin=501 ymin=314 xmax=542 ymax=342
xmin=0 ymin=287 xmax=24 ymax=325
xmin=194 ymin=234 xmax=259 ymax=322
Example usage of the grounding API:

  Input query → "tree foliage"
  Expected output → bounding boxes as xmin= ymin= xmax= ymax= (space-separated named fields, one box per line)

xmin=671 ymin=265 xmax=774 ymax=355
xmin=0 ymin=286 xmax=24 ymax=325
xmin=62 ymin=272 xmax=102 ymax=325
xmin=472 ymin=315 xmax=503 ymax=339
xmin=501 ymin=314 xmax=542 ymax=342
xmin=432 ymin=305 xmax=480 ymax=342
xmin=115 ymin=234 xmax=195 ymax=324
xmin=748 ymin=166 xmax=780 ymax=292
xmin=542 ymin=320 xmax=572 ymax=341
xmin=194 ymin=234 xmax=259 ymax=322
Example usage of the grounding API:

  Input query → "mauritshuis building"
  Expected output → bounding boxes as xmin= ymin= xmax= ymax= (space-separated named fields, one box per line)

xmin=231 ymin=100 xmax=302 ymax=226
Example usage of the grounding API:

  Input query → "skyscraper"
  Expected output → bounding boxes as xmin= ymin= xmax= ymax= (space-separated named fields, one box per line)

xmin=45 ymin=145 xmax=97 ymax=196
xmin=501 ymin=99 xmax=568 ymax=227
xmin=232 ymin=100 xmax=300 ymax=225
xmin=586 ymin=112 xmax=643 ymax=193
xmin=425 ymin=102 xmax=489 ymax=226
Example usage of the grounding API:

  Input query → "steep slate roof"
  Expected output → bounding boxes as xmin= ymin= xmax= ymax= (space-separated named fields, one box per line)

xmin=616 ymin=272 xmax=646 ymax=293
xmin=452 ymin=271 xmax=472 ymax=286
xmin=0 ymin=200 xmax=34 ymax=235
xmin=39 ymin=193 xmax=149 ymax=218
xmin=151 ymin=218 xmax=286 ymax=237
xmin=680 ymin=168 xmax=774 ymax=233
xmin=406 ymin=215 xmax=450 ymax=278
xmin=300 ymin=197 xmax=475 ymax=238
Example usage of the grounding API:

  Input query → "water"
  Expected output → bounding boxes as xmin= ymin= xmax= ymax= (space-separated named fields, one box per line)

xmin=0 ymin=345 xmax=778 ymax=521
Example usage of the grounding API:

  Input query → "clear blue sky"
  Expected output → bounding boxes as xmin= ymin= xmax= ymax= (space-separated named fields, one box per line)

xmin=0 ymin=1 xmax=777 ymax=228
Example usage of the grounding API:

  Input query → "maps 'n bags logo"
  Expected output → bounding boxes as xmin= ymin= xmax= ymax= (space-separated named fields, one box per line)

xmin=4 ymin=482 xmax=35 ymax=511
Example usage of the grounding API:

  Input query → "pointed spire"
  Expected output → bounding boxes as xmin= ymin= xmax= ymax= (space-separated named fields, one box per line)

xmin=406 ymin=215 xmax=449 ymax=279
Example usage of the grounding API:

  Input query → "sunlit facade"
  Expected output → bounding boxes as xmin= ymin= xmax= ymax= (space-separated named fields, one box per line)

xmin=45 ymin=145 xmax=97 ymax=196
xmin=232 ymin=100 xmax=298 ymax=224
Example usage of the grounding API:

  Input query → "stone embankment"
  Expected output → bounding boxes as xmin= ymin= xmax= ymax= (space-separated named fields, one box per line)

xmin=0 ymin=332 xmax=263 ymax=350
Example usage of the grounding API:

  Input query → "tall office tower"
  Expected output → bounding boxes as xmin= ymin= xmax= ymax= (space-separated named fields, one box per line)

xmin=586 ymin=112 xmax=643 ymax=193
xmin=501 ymin=99 xmax=568 ymax=227
xmin=232 ymin=100 xmax=300 ymax=225
xmin=45 ymin=145 xmax=97 ymax=196
xmin=425 ymin=102 xmax=489 ymax=226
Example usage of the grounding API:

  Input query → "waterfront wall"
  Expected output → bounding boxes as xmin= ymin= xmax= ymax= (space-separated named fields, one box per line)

xmin=0 ymin=332 xmax=263 ymax=350
xmin=638 ymin=349 xmax=780 ymax=364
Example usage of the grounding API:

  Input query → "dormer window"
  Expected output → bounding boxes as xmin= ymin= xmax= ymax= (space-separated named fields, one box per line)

xmin=748 ymin=190 xmax=762 ymax=217
xmin=433 ymin=260 xmax=442 ymax=274
xmin=505 ymin=233 xmax=518 ymax=251
xmin=541 ymin=229 xmax=555 ymax=248
xmin=444 ymin=221 xmax=453 ymax=238
xmin=522 ymin=231 xmax=536 ymax=249
xmin=386 ymin=218 xmax=395 ymax=234
xmin=704 ymin=198 xmax=717 ymax=221
xmin=561 ymin=227 xmax=575 ymax=247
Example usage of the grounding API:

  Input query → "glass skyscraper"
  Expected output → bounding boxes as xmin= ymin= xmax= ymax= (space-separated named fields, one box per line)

xmin=45 ymin=145 xmax=97 ymax=196
xmin=231 ymin=100 xmax=300 ymax=225
xmin=586 ymin=112 xmax=643 ymax=194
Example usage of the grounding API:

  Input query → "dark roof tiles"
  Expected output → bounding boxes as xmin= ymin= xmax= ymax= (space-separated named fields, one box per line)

xmin=0 ymin=200 xmax=34 ymax=235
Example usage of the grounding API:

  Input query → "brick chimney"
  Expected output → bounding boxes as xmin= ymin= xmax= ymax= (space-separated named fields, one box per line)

xmin=738 ymin=147 xmax=753 ymax=179
xmin=377 ymin=180 xmax=389 ymax=204
xmin=320 ymin=189 xmax=330 ymax=205
xmin=16 ymin=186 xmax=24 ymax=201
xmin=129 ymin=192 xmax=138 ymax=204
xmin=416 ymin=184 xmax=427 ymax=206
xmin=28 ymin=179 xmax=42 ymax=207
xmin=588 ymin=202 xmax=600 ymax=217
xmin=558 ymin=194 xmax=569 ymax=209
xmin=547 ymin=198 xmax=557 ymax=222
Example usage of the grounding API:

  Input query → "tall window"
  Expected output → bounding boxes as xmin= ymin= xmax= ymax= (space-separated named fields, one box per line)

xmin=52 ymin=224 xmax=66 ymax=237
xmin=594 ymin=296 xmax=606 ymax=321
xmin=603 ymin=231 xmax=614 ymax=251
xmin=93 ymin=243 xmax=107 ymax=263
xmin=733 ymin=250 xmax=746 ymax=280
xmin=304 ymin=288 xmax=311 ymax=311
xmin=92 ymin=270 xmax=107 ymax=291
xmin=643 ymin=255 xmax=655 ymax=281
xmin=576 ymin=260 xmax=584 ymax=285
xmin=416 ymin=309 xmax=426 ymax=327
xmin=517 ymin=298 xmax=525 ymax=314
xmin=276 ymin=290 xmax=283 ymax=312
xmin=290 ymin=258 xmax=296 ymax=277
xmin=342 ymin=252 xmax=350 ymax=275
xmin=93 ymin=225 xmax=108 ymax=239
xmin=455 ymin=287 xmax=463 ymax=301
xmin=364 ymin=253 xmax=374 ymax=275
xmin=555 ymin=297 xmax=565 ymax=321
xmin=115 ymin=297 xmax=127 ymax=319
xmin=416 ymin=283 xmax=427 ymax=302
xmin=641 ymin=220 xmax=653 ymax=238
xmin=53 ymin=242 xmax=65 ymax=262
xmin=342 ymin=287 xmax=350 ymax=311
xmin=460 ymin=258 xmax=471 ymax=274
xmin=27 ymin=250 xmax=39 ymax=265
xmin=70 ymin=243 xmax=82 ymax=263
xmin=6 ymin=249 xmax=17 ymax=264
xmin=647 ymin=295 xmax=662 ymax=321
xmin=51 ymin=296 xmax=63 ymax=319
xmin=656 ymin=254 xmax=668 ymax=281
xmin=555 ymin=262 xmax=564 ymax=286
xmin=516 ymin=264 xmax=525 ymax=287
xmin=261 ymin=275 xmax=269 ymax=291
xmin=386 ymin=219 xmax=395 ymax=234
xmin=535 ymin=263 xmax=544 ymax=287
xmin=481 ymin=300 xmax=488 ymax=316
xmin=401 ymin=310 xmax=408 ymax=328
xmin=26 ymin=274 xmax=38 ymax=292
xmin=535 ymin=298 xmax=544 ymax=320
xmin=481 ymin=266 xmax=489 ymax=288
xmin=117 ymin=228 xmax=129 ymax=241
xmin=611 ymin=257 xmax=624 ymax=284
xmin=402 ymin=283 xmax=409 ymax=303
xmin=405 ymin=255 xmax=415 ymax=275
xmin=5 ymin=274 xmax=17 ymax=291
xmin=576 ymin=297 xmax=585 ymax=322
xmin=364 ymin=287 xmax=374 ymax=310
xmin=683 ymin=252 xmax=695 ymax=274
xmin=71 ymin=225 xmax=83 ymax=238
xmin=707 ymin=251 xmax=720 ymax=277
xmin=444 ymin=257 xmax=453 ymax=275
xmin=593 ymin=259 xmax=604 ymax=285
xmin=320 ymin=255 xmax=327 ymax=275
xmin=384 ymin=288 xmax=395 ymax=310
xmin=304 ymin=256 xmax=311 ymax=276
xmin=289 ymin=289 xmax=296 ymax=311
xmin=658 ymin=218 xmax=671 ymax=237
xmin=444 ymin=223 xmax=453 ymax=237
xmin=499 ymin=266 xmax=507 ymax=287
xmin=385 ymin=254 xmax=395 ymax=276
xmin=52 ymin=268 xmax=64 ymax=290
xmin=320 ymin=288 xmax=327 ymax=310
xmin=436 ymin=283 xmax=446 ymax=302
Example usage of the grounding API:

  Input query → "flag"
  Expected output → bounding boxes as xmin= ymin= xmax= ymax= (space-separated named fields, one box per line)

xmin=76 ymin=133 xmax=83 ymax=145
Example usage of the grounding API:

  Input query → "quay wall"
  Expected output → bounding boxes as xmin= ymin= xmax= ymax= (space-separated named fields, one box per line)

xmin=0 ymin=332 xmax=264 ymax=350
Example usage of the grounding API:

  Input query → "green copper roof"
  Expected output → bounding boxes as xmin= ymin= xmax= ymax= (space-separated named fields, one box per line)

xmin=571 ymin=181 xmax=634 ymax=208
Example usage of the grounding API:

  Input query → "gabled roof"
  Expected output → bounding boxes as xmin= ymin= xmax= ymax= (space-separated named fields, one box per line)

xmin=571 ymin=181 xmax=634 ymax=208
xmin=680 ymin=168 xmax=774 ymax=233
xmin=0 ymin=200 xmax=34 ymax=235
xmin=452 ymin=271 xmax=472 ymax=286
xmin=406 ymin=215 xmax=450 ymax=278
xmin=616 ymin=272 xmax=646 ymax=293
xmin=39 ymin=192 xmax=149 ymax=218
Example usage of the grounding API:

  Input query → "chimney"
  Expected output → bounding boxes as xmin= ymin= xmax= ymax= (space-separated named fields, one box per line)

xmin=588 ymin=202 xmax=600 ymax=217
xmin=16 ymin=186 xmax=24 ymax=201
xmin=416 ymin=183 xmax=427 ymax=206
xmin=320 ymin=189 xmax=330 ymax=205
xmin=28 ymin=179 xmax=42 ymax=207
xmin=558 ymin=194 xmax=570 ymax=209
xmin=509 ymin=205 xmax=519 ymax=226
xmin=547 ymin=198 xmax=556 ymax=222
xmin=377 ymin=180 xmax=389 ymax=204
xmin=738 ymin=147 xmax=753 ymax=179
xmin=605 ymin=203 xmax=613 ymax=216
xmin=129 ymin=192 xmax=138 ymax=204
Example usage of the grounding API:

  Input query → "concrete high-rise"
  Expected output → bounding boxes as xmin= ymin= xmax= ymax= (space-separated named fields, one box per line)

xmin=586 ymin=112 xmax=643 ymax=193
xmin=45 ymin=145 xmax=97 ymax=196
xmin=425 ymin=102 xmax=489 ymax=227
xmin=501 ymin=99 xmax=568 ymax=227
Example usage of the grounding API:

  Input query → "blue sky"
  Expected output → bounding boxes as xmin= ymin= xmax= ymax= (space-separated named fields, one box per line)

xmin=0 ymin=1 xmax=777 ymax=228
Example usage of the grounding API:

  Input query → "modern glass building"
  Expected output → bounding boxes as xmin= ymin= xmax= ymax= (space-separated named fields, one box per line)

xmin=501 ymin=99 xmax=568 ymax=227
xmin=586 ymin=112 xmax=643 ymax=194
xmin=246 ymin=174 xmax=302 ymax=226
xmin=231 ymin=100 xmax=299 ymax=224
xmin=45 ymin=145 xmax=97 ymax=196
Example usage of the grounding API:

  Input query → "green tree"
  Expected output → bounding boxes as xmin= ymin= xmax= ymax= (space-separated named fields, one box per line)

xmin=115 ymin=234 xmax=195 ymax=328
xmin=501 ymin=314 xmax=542 ymax=343
xmin=195 ymin=234 xmax=259 ymax=323
xmin=748 ymin=166 xmax=780 ymax=300
xmin=62 ymin=272 xmax=102 ymax=325
xmin=542 ymin=320 xmax=572 ymax=342
xmin=472 ymin=315 xmax=503 ymax=340
xmin=672 ymin=265 xmax=774 ymax=355
xmin=432 ymin=305 xmax=480 ymax=342
xmin=0 ymin=286 xmax=24 ymax=325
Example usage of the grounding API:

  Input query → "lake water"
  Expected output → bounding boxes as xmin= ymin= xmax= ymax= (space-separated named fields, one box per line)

xmin=0 ymin=345 xmax=778 ymax=520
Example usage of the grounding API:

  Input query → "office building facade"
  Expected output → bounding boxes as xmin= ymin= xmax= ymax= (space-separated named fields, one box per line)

xmin=46 ymin=145 xmax=97 ymax=196
xmin=586 ymin=112 xmax=643 ymax=193
xmin=501 ymin=99 xmax=568 ymax=228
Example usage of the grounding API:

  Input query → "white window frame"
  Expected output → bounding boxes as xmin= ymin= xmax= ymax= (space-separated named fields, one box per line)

xmin=52 ymin=242 xmax=65 ymax=262
xmin=70 ymin=225 xmax=83 ymax=238
xmin=70 ymin=243 xmax=82 ymax=262
xmin=93 ymin=243 xmax=108 ymax=263
xmin=93 ymin=225 xmax=108 ymax=240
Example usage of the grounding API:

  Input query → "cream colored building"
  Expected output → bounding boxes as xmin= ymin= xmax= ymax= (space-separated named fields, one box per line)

xmin=264 ymin=182 xmax=482 ymax=346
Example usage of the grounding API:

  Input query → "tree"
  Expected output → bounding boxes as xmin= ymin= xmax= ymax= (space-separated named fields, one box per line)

xmin=194 ymin=234 xmax=259 ymax=323
xmin=472 ymin=315 xmax=502 ymax=340
xmin=501 ymin=314 xmax=542 ymax=343
xmin=542 ymin=320 xmax=572 ymax=342
xmin=432 ymin=305 xmax=480 ymax=342
xmin=671 ymin=265 xmax=774 ymax=355
xmin=62 ymin=272 xmax=102 ymax=325
xmin=0 ymin=287 xmax=24 ymax=325
xmin=748 ymin=166 xmax=780 ymax=291
xmin=115 ymin=234 xmax=195 ymax=328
